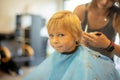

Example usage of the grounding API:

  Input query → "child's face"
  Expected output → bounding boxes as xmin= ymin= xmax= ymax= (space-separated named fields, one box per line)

xmin=48 ymin=27 xmax=76 ymax=53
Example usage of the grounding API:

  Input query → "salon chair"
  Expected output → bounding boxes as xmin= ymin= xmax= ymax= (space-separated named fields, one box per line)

xmin=0 ymin=33 xmax=34 ymax=75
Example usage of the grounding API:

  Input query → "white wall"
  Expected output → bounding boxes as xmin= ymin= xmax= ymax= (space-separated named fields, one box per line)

xmin=0 ymin=0 xmax=91 ymax=33
xmin=64 ymin=0 xmax=91 ymax=11
xmin=0 ymin=0 xmax=62 ymax=33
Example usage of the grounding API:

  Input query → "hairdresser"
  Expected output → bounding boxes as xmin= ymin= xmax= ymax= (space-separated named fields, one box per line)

xmin=73 ymin=0 xmax=120 ymax=60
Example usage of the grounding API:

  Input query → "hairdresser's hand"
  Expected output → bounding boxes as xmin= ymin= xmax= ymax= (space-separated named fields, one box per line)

xmin=81 ymin=35 xmax=89 ymax=47
xmin=82 ymin=32 xmax=111 ymax=48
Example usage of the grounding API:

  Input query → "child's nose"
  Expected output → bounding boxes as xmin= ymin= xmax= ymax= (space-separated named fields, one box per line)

xmin=52 ymin=37 xmax=59 ymax=43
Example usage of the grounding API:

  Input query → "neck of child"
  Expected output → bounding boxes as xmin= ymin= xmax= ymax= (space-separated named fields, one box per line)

xmin=62 ymin=46 xmax=78 ymax=55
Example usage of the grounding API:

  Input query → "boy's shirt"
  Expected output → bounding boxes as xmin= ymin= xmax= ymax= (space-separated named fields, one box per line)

xmin=24 ymin=46 xmax=120 ymax=80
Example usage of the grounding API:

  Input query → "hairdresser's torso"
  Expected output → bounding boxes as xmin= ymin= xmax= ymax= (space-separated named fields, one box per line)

xmin=73 ymin=1 xmax=118 ymax=58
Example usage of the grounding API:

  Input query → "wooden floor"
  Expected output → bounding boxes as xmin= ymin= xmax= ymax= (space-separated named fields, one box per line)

xmin=0 ymin=66 xmax=35 ymax=80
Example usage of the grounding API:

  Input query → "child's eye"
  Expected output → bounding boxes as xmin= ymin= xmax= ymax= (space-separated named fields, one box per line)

xmin=58 ymin=34 xmax=65 ymax=37
xmin=49 ymin=34 xmax=53 ymax=38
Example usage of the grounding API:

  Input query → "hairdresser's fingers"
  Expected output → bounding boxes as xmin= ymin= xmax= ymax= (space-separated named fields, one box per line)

xmin=91 ymin=32 xmax=102 ymax=34
xmin=81 ymin=37 xmax=89 ymax=46
xmin=83 ymin=32 xmax=111 ymax=48
xmin=83 ymin=32 xmax=97 ymax=43
xmin=84 ymin=32 xmax=99 ymax=39
xmin=83 ymin=32 xmax=103 ymax=47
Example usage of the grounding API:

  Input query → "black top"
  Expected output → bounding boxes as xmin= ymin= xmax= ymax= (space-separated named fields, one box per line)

xmin=81 ymin=5 xmax=117 ymax=58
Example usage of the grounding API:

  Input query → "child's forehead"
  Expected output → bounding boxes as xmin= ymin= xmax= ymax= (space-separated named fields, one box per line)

xmin=48 ymin=25 xmax=71 ymax=34
xmin=49 ymin=24 xmax=68 ymax=30
xmin=49 ymin=25 xmax=66 ymax=32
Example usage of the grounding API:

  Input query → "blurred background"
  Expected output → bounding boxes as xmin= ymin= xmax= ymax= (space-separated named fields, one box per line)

xmin=0 ymin=0 xmax=119 ymax=80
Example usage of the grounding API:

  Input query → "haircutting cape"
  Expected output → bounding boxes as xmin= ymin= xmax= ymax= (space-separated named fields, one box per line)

xmin=24 ymin=46 xmax=120 ymax=80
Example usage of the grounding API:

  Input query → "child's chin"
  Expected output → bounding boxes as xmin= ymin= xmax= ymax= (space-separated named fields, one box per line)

xmin=56 ymin=49 xmax=64 ymax=53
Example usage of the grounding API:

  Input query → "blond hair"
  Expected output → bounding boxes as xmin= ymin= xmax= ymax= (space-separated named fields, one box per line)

xmin=114 ymin=11 xmax=120 ymax=35
xmin=47 ymin=10 xmax=83 ymax=45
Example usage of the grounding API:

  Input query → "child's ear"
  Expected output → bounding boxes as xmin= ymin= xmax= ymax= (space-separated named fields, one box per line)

xmin=75 ymin=40 xmax=80 ymax=46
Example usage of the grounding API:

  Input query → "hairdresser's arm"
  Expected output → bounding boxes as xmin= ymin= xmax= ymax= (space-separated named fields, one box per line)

xmin=83 ymin=32 xmax=120 ymax=57
xmin=112 ymin=13 xmax=120 ymax=57
xmin=73 ymin=5 xmax=86 ymax=23
xmin=113 ymin=43 xmax=120 ymax=57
